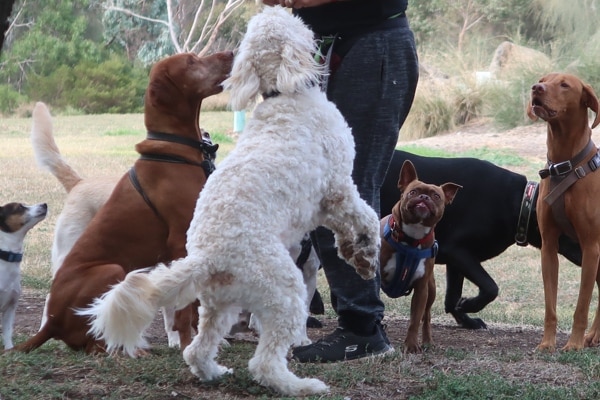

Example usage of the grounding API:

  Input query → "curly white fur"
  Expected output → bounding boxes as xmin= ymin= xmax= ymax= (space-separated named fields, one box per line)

xmin=80 ymin=6 xmax=380 ymax=396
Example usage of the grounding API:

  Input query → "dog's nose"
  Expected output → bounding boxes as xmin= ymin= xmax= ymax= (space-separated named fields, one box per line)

xmin=532 ymin=83 xmax=546 ymax=94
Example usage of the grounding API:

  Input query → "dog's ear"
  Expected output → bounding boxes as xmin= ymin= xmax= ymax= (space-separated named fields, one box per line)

xmin=582 ymin=83 xmax=600 ymax=129
xmin=398 ymin=160 xmax=418 ymax=190
xmin=147 ymin=74 xmax=179 ymax=111
xmin=145 ymin=57 xmax=184 ymax=111
xmin=526 ymin=101 xmax=538 ymax=122
xmin=222 ymin=54 xmax=260 ymax=111
xmin=441 ymin=183 xmax=462 ymax=205
xmin=276 ymin=41 xmax=322 ymax=94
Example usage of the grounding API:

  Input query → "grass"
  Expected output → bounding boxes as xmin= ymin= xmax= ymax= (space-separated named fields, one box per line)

xmin=1 ymin=111 xmax=599 ymax=399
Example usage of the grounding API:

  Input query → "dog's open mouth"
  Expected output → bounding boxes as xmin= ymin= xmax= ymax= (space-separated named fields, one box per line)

xmin=530 ymin=97 xmax=557 ymax=120
xmin=412 ymin=200 xmax=432 ymax=218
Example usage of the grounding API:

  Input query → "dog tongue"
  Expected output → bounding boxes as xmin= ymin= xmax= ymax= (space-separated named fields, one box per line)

xmin=415 ymin=201 xmax=430 ymax=216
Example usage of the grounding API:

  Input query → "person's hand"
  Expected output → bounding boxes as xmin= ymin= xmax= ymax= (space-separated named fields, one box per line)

xmin=260 ymin=0 xmax=337 ymax=8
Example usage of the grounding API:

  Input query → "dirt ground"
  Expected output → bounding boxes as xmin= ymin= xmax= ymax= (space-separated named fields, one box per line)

xmin=9 ymin=120 xmax=600 ymax=398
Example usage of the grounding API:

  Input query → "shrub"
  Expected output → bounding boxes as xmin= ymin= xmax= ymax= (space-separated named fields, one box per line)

xmin=0 ymin=84 xmax=27 ymax=115
xmin=484 ymin=70 xmax=541 ymax=129
xmin=401 ymin=80 xmax=455 ymax=140
xmin=26 ymin=55 xmax=147 ymax=114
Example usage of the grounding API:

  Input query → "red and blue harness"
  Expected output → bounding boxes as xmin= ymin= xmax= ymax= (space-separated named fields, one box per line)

xmin=381 ymin=215 xmax=438 ymax=298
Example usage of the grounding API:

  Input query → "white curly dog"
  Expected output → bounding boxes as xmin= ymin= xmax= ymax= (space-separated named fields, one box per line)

xmin=79 ymin=6 xmax=380 ymax=396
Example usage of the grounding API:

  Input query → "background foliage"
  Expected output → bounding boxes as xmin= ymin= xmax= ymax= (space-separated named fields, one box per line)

xmin=0 ymin=0 xmax=598 ymax=134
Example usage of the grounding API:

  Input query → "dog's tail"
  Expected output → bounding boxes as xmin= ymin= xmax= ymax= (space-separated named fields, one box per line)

xmin=31 ymin=102 xmax=82 ymax=193
xmin=78 ymin=258 xmax=199 ymax=357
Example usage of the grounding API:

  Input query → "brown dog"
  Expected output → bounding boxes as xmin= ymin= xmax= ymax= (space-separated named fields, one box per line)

xmin=527 ymin=73 xmax=600 ymax=352
xmin=14 ymin=51 xmax=233 ymax=353
xmin=380 ymin=160 xmax=461 ymax=353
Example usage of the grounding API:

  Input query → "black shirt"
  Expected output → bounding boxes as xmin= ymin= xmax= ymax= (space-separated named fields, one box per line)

xmin=294 ymin=0 xmax=408 ymax=36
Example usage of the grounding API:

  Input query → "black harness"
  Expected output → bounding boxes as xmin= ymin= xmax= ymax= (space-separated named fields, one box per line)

xmin=128 ymin=131 xmax=219 ymax=217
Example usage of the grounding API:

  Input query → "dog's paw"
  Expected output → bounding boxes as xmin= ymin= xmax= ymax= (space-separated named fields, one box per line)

xmin=585 ymin=330 xmax=600 ymax=347
xmin=562 ymin=336 xmax=585 ymax=352
xmin=338 ymin=240 xmax=355 ymax=261
xmin=535 ymin=341 xmax=556 ymax=353
xmin=306 ymin=316 xmax=323 ymax=328
xmin=167 ymin=331 xmax=181 ymax=348
xmin=294 ymin=335 xmax=312 ymax=347
xmin=339 ymin=234 xmax=378 ymax=280
xmin=189 ymin=363 xmax=233 ymax=381
xmin=451 ymin=311 xmax=488 ymax=330
xmin=403 ymin=339 xmax=422 ymax=354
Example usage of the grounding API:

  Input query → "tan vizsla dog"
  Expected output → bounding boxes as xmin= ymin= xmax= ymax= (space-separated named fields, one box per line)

xmin=527 ymin=72 xmax=600 ymax=351
xmin=14 ymin=51 xmax=233 ymax=354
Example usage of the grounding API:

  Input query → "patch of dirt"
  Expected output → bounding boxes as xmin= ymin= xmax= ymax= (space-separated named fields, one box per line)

xmin=9 ymin=120 xmax=600 ymax=399
xmin=12 ymin=290 xmax=581 ymax=399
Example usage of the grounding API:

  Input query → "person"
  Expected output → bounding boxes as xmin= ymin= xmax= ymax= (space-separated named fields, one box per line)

xmin=261 ymin=0 xmax=419 ymax=362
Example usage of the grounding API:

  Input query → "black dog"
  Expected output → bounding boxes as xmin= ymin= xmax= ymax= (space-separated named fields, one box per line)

xmin=308 ymin=150 xmax=581 ymax=329
xmin=379 ymin=150 xmax=582 ymax=329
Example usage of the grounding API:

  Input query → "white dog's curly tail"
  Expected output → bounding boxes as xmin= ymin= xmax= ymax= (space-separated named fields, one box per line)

xmin=77 ymin=258 xmax=199 ymax=357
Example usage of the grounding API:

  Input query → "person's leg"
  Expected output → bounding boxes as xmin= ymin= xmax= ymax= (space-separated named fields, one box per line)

xmin=293 ymin=24 xmax=419 ymax=362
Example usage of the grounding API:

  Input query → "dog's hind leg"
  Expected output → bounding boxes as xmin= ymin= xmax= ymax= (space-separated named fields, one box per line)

xmin=446 ymin=257 xmax=497 ymax=329
xmin=247 ymin=261 xmax=328 ymax=396
xmin=161 ymin=306 xmax=180 ymax=348
xmin=183 ymin=304 xmax=237 ymax=380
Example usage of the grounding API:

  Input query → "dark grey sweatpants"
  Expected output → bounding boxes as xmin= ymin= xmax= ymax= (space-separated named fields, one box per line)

xmin=310 ymin=21 xmax=419 ymax=335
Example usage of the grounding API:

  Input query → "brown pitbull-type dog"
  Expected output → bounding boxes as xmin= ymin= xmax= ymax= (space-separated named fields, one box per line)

xmin=13 ymin=51 xmax=233 ymax=354
xmin=528 ymin=73 xmax=600 ymax=352
xmin=380 ymin=160 xmax=461 ymax=353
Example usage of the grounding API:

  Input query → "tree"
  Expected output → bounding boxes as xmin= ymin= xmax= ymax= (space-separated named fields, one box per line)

xmin=1 ymin=0 xmax=106 ymax=90
xmin=409 ymin=0 xmax=535 ymax=53
xmin=103 ymin=0 xmax=249 ymax=65
xmin=0 ymin=0 xmax=16 ymax=54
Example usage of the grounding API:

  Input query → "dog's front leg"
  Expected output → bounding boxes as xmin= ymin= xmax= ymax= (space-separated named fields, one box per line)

xmin=585 ymin=273 xmax=600 ymax=347
xmin=2 ymin=305 xmax=16 ymax=350
xmin=405 ymin=275 xmax=430 ymax=353
xmin=538 ymin=243 xmax=560 ymax=352
xmin=421 ymin=263 xmax=436 ymax=347
xmin=324 ymin=188 xmax=381 ymax=280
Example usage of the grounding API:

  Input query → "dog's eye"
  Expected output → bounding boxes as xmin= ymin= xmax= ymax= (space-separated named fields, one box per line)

xmin=432 ymin=193 xmax=441 ymax=201
xmin=408 ymin=190 xmax=417 ymax=196
xmin=560 ymin=82 xmax=570 ymax=88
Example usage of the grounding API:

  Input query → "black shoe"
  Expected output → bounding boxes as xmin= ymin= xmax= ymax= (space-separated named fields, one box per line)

xmin=292 ymin=326 xmax=393 ymax=363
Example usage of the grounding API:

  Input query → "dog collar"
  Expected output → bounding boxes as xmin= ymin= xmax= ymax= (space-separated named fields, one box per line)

xmin=261 ymin=80 xmax=320 ymax=101
xmin=386 ymin=215 xmax=434 ymax=247
xmin=146 ymin=131 xmax=219 ymax=155
xmin=515 ymin=181 xmax=538 ymax=246
xmin=262 ymin=90 xmax=280 ymax=99
xmin=0 ymin=249 xmax=23 ymax=263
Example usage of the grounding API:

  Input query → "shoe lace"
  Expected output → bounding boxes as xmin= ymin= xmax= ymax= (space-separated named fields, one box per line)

xmin=311 ymin=327 xmax=348 ymax=348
